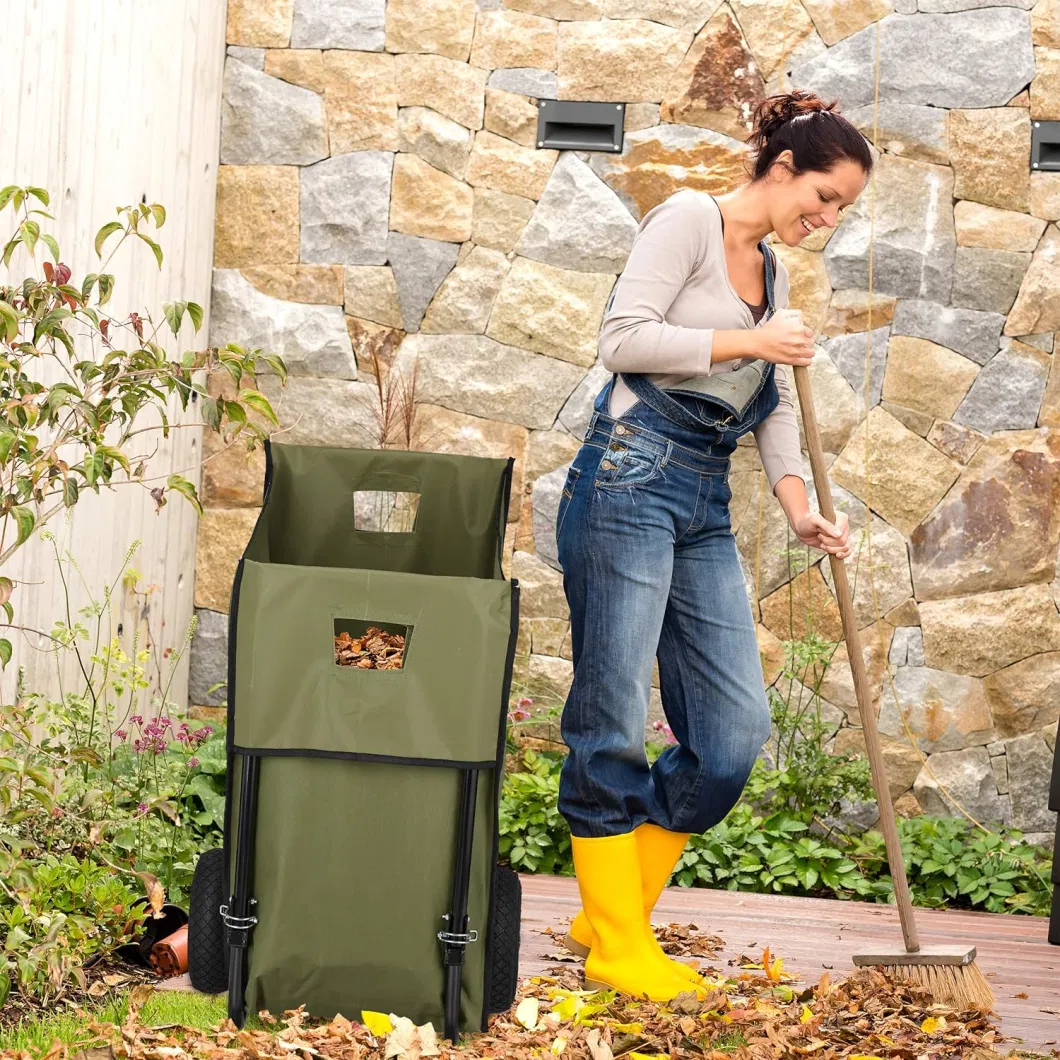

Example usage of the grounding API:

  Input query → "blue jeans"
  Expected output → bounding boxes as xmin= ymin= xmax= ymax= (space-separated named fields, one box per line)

xmin=555 ymin=374 xmax=778 ymax=839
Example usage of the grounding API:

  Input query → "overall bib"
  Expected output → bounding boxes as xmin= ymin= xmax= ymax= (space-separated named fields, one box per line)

xmin=555 ymin=242 xmax=781 ymax=838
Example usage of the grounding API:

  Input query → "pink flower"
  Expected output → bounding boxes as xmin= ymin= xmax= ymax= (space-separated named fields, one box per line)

xmin=137 ymin=802 xmax=148 ymax=815
xmin=130 ymin=714 xmax=143 ymax=726
xmin=517 ymin=696 xmax=533 ymax=709
xmin=115 ymin=729 xmax=127 ymax=741
xmin=652 ymin=720 xmax=664 ymax=732
xmin=188 ymin=756 xmax=199 ymax=769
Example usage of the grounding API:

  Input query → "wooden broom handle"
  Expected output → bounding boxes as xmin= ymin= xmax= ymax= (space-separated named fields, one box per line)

xmin=791 ymin=364 xmax=920 ymax=954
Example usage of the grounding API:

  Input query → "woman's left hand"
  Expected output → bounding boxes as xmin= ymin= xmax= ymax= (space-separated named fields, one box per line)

xmin=792 ymin=509 xmax=851 ymax=558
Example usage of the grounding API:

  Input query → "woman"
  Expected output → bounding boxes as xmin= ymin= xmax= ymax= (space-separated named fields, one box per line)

xmin=554 ymin=89 xmax=872 ymax=1001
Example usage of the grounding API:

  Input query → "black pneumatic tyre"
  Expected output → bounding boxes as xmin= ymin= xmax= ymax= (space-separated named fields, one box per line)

xmin=189 ymin=848 xmax=229 ymax=993
xmin=487 ymin=865 xmax=521 ymax=1014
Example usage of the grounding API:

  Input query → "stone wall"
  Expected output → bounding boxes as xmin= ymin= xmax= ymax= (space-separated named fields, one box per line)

xmin=192 ymin=0 xmax=1060 ymax=844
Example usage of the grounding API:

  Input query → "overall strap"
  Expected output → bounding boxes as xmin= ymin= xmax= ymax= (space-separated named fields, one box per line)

xmin=611 ymin=240 xmax=779 ymax=432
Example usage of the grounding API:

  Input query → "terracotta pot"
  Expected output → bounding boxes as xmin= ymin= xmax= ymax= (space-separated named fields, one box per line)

xmin=117 ymin=902 xmax=189 ymax=967
xmin=149 ymin=922 xmax=189 ymax=977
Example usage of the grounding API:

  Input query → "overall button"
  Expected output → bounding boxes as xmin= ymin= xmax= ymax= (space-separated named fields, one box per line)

xmin=600 ymin=459 xmax=616 ymax=470
xmin=614 ymin=424 xmax=629 ymax=435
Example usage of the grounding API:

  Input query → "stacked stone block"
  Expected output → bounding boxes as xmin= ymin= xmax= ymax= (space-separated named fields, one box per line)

xmin=193 ymin=0 xmax=1060 ymax=844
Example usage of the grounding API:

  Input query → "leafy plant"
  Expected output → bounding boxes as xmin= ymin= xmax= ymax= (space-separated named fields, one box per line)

xmin=0 ymin=541 xmax=229 ymax=1005
xmin=497 ymin=749 xmax=572 ymax=875
xmin=849 ymin=815 xmax=1052 ymax=916
xmin=0 ymin=855 xmax=141 ymax=1004
xmin=0 ymin=183 xmax=287 ymax=665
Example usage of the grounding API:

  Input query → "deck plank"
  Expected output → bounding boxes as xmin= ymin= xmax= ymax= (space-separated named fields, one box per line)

xmin=518 ymin=874 xmax=1060 ymax=1055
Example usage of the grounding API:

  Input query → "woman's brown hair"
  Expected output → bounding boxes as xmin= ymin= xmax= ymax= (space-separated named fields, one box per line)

xmin=746 ymin=88 xmax=874 ymax=181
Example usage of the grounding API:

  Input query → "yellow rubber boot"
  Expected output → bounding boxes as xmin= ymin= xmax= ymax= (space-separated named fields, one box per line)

xmin=565 ymin=823 xmax=702 ymax=984
xmin=571 ymin=832 xmax=706 ymax=1001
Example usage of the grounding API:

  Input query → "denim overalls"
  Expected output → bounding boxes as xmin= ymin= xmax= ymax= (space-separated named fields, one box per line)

xmin=555 ymin=241 xmax=781 ymax=839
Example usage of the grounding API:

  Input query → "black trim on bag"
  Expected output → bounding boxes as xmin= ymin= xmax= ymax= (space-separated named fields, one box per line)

xmin=494 ymin=457 xmax=514 ymax=579
xmin=480 ymin=576 xmax=521 ymax=1031
xmin=221 ymin=437 xmax=275 ymax=1023
xmin=231 ymin=745 xmax=497 ymax=770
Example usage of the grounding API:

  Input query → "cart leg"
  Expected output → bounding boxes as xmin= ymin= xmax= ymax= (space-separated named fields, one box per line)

xmin=441 ymin=769 xmax=480 ymax=1043
xmin=226 ymin=753 xmax=261 ymax=1027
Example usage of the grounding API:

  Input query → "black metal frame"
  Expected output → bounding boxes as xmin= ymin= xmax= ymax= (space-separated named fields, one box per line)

xmin=226 ymin=753 xmax=261 ymax=1026
xmin=217 ymin=446 xmax=521 ymax=1040
xmin=440 ymin=769 xmax=481 ymax=1042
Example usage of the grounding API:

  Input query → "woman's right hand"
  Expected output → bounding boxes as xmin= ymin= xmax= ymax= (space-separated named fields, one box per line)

xmin=757 ymin=312 xmax=816 ymax=367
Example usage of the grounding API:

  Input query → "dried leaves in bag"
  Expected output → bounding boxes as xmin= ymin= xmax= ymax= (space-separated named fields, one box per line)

xmin=335 ymin=627 xmax=405 ymax=670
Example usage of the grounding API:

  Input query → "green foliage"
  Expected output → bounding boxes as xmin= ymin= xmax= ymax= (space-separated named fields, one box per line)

xmin=0 ymin=184 xmax=288 ymax=593
xmin=0 ymin=543 xmax=226 ymax=1005
xmin=0 ymin=855 xmax=141 ymax=1004
xmin=848 ymin=815 xmax=1053 ymax=916
xmin=673 ymin=800 xmax=874 ymax=897
xmin=497 ymin=750 xmax=572 ymax=875
xmin=497 ymin=635 xmax=1054 ymax=918
xmin=496 ymin=748 xmax=1052 ymax=914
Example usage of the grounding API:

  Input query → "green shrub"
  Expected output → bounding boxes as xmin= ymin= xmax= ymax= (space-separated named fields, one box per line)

xmin=0 ymin=855 xmax=141 ymax=1004
xmin=497 ymin=750 xmax=571 ymax=875
xmin=496 ymin=729 xmax=1054 ymax=917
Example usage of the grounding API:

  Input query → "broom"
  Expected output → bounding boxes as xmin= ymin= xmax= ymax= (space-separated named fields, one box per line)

xmin=786 ymin=329 xmax=994 ymax=1013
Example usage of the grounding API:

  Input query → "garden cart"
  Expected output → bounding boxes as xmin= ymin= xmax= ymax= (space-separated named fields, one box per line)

xmin=187 ymin=440 xmax=523 ymax=1042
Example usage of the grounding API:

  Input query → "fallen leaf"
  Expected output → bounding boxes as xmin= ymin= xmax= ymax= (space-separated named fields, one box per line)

xmin=384 ymin=1015 xmax=439 ymax=1060
xmin=585 ymin=1028 xmax=613 ymax=1060
xmin=516 ymin=996 xmax=540 ymax=1030
xmin=133 ymin=870 xmax=165 ymax=915
xmin=920 ymin=1015 xmax=947 ymax=1033
xmin=361 ymin=1011 xmax=393 ymax=1036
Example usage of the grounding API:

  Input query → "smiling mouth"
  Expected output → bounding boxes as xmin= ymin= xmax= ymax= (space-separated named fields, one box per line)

xmin=800 ymin=216 xmax=818 ymax=234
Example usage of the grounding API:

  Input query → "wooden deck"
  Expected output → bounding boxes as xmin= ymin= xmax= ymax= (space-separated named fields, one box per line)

xmin=520 ymin=874 xmax=1060 ymax=1055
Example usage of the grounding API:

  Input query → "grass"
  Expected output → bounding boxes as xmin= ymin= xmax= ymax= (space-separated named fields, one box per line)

xmin=138 ymin=990 xmax=265 ymax=1031
xmin=710 ymin=1030 xmax=748 ymax=1052
xmin=0 ymin=998 xmax=127 ymax=1053
xmin=0 ymin=989 xmax=267 ymax=1055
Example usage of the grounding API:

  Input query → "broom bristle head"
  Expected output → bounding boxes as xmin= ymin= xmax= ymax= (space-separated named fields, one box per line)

xmin=884 ymin=960 xmax=995 ymax=1013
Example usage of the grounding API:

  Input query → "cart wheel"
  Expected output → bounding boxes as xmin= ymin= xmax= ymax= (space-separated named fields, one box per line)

xmin=189 ymin=848 xmax=229 ymax=993
xmin=487 ymin=865 xmax=521 ymax=1013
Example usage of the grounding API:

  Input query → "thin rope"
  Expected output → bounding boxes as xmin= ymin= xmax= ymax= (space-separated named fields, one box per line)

xmin=752 ymin=0 xmax=794 ymax=622
xmin=853 ymin=20 xmax=985 ymax=831
xmin=765 ymin=3 xmax=984 ymax=829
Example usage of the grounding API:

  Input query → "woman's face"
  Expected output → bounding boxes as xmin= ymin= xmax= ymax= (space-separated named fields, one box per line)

xmin=771 ymin=154 xmax=868 ymax=246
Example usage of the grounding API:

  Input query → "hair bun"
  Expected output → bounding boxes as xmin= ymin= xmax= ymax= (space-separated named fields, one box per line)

xmin=752 ymin=88 xmax=836 ymax=141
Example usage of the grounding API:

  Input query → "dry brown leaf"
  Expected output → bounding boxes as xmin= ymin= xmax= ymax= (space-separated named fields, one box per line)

xmin=584 ymin=1028 xmax=612 ymax=1060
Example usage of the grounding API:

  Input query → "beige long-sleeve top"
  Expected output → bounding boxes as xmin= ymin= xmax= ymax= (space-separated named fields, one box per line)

xmin=599 ymin=188 xmax=806 ymax=490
